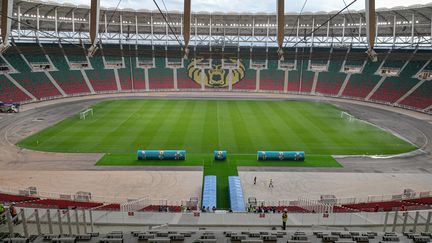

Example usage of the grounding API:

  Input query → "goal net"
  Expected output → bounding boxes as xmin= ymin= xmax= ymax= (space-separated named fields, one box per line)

xmin=340 ymin=111 xmax=355 ymax=122
xmin=80 ymin=108 xmax=93 ymax=120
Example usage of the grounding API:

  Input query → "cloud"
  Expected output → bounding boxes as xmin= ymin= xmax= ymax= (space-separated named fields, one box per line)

xmin=45 ymin=0 xmax=432 ymax=13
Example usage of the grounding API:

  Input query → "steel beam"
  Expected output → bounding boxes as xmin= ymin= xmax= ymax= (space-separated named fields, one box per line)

xmin=365 ymin=0 xmax=377 ymax=61
xmin=88 ymin=0 xmax=100 ymax=56
xmin=183 ymin=0 xmax=191 ymax=57
xmin=1 ymin=0 xmax=13 ymax=51
xmin=277 ymin=0 xmax=285 ymax=59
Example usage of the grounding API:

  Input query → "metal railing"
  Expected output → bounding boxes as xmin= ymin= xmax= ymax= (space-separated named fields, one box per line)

xmin=1 ymin=207 xmax=432 ymax=236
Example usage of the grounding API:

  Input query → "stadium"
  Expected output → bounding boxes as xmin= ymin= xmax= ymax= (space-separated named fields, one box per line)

xmin=0 ymin=0 xmax=432 ymax=241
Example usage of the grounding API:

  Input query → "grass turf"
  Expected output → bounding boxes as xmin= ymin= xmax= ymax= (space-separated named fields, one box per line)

xmin=17 ymin=99 xmax=417 ymax=208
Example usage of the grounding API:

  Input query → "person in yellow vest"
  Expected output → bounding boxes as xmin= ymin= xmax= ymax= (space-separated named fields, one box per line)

xmin=0 ymin=203 xmax=5 ymax=224
xmin=282 ymin=209 xmax=288 ymax=230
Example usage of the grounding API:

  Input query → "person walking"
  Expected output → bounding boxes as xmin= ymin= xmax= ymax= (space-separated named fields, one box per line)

xmin=9 ymin=203 xmax=18 ymax=225
xmin=253 ymin=176 xmax=257 ymax=185
xmin=269 ymin=179 xmax=274 ymax=188
xmin=282 ymin=209 xmax=288 ymax=230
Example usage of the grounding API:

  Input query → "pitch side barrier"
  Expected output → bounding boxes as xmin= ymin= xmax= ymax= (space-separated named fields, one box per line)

xmin=257 ymin=151 xmax=305 ymax=161
xmin=137 ymin=150 xmax=186 ymax=160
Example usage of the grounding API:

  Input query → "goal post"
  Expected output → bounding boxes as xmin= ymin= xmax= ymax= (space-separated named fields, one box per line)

xmin=80 ymin=108 xmax=93 ymax=120
xmin=340 ymin=111 xmax=355 ymax=122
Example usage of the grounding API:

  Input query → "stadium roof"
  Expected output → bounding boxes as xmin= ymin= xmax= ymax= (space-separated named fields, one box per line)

xmin=8 ymin=0 xmax=432 ymax=47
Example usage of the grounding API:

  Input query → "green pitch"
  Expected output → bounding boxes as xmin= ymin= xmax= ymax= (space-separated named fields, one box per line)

xmin=17 ymin=99 xmax=417 ymax=208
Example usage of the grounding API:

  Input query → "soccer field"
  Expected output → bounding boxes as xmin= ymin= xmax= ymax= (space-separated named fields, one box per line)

xmin=17 ymin=99 xmax=416 ymax=207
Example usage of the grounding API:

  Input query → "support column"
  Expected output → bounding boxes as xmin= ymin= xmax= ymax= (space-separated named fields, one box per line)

xmin=104 ymin=11 xmax=108 ymax=36
xmin=228 ymin=69 xmax=233 ymax=91
xmin=1 ymin=0 xmax=13 ymax=52
xmin=276 ymin=0 xmax=285 ymax=59
xmin=120 ymin=14 xmax=123 ymax=43
xmin=54 ymin=8 xmax=58 ymax=36
xmin=183 ymin=0 xmax=191 ymax=57
xmin=341 ymin=17 xmax=346 ymax=45
xmin=283 ymin=69 xmax=289 ymax=93
xmin=36 ymin=6 xmax=40 ymax=39
xmin=135 ymin=15 xmax=138 ymax=44
xmin=311 ymin=72 xmax=319 ymax=94
xmin=72 ymin=10 xmax=75 ymax=40
xmin=392 ymin=15 xmax=396 ymax=46
xmin=173 ymin=68 xmax=178 ymax=90
xmin=326 ymin=20 xmax=330 ymax=42
xmin=255 ymin=69 xmax=261 ymax=91
xmin=200 ymin=68 xmax=205 ymax=91
xmin=113 ymin=69 xmax=122 ymax=92
xmin=411 ymin=13 xmax=415 ymax=46
xmin=209 ymin=15 xmax=212 ymax=48
xmin=265 ymin=18 xmax=270 ymax=47
xmin=88 ymin=0 xmax=100 ymax=56
xmin=358 ymin=17 xmax=362 ymax=41
xmin=365 ymin=0 xmax=377 ymax=61
xmin=151 ymin=15 xmax=155 ymax=46
xmin=194 ymin=17 xmax=198 ymax=46
xmin=144 ymin=68 xmax=150 ymax=91
xmin=17 ymin=4 xmax=21 ymax=39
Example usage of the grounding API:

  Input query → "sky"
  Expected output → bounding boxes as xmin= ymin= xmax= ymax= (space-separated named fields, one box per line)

xmin=45 ymin=0 xmax=431 ymax=13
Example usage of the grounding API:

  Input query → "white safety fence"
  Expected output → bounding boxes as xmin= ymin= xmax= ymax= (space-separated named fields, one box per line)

xmin=256 ymin=190 xmax=432 ymax=209
xmin=0 ymin=186 xmax=190 ymax=208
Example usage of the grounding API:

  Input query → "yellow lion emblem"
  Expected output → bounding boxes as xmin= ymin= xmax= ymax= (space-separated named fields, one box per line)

xmin=187 ymin=59 xmax=245 ymax=88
